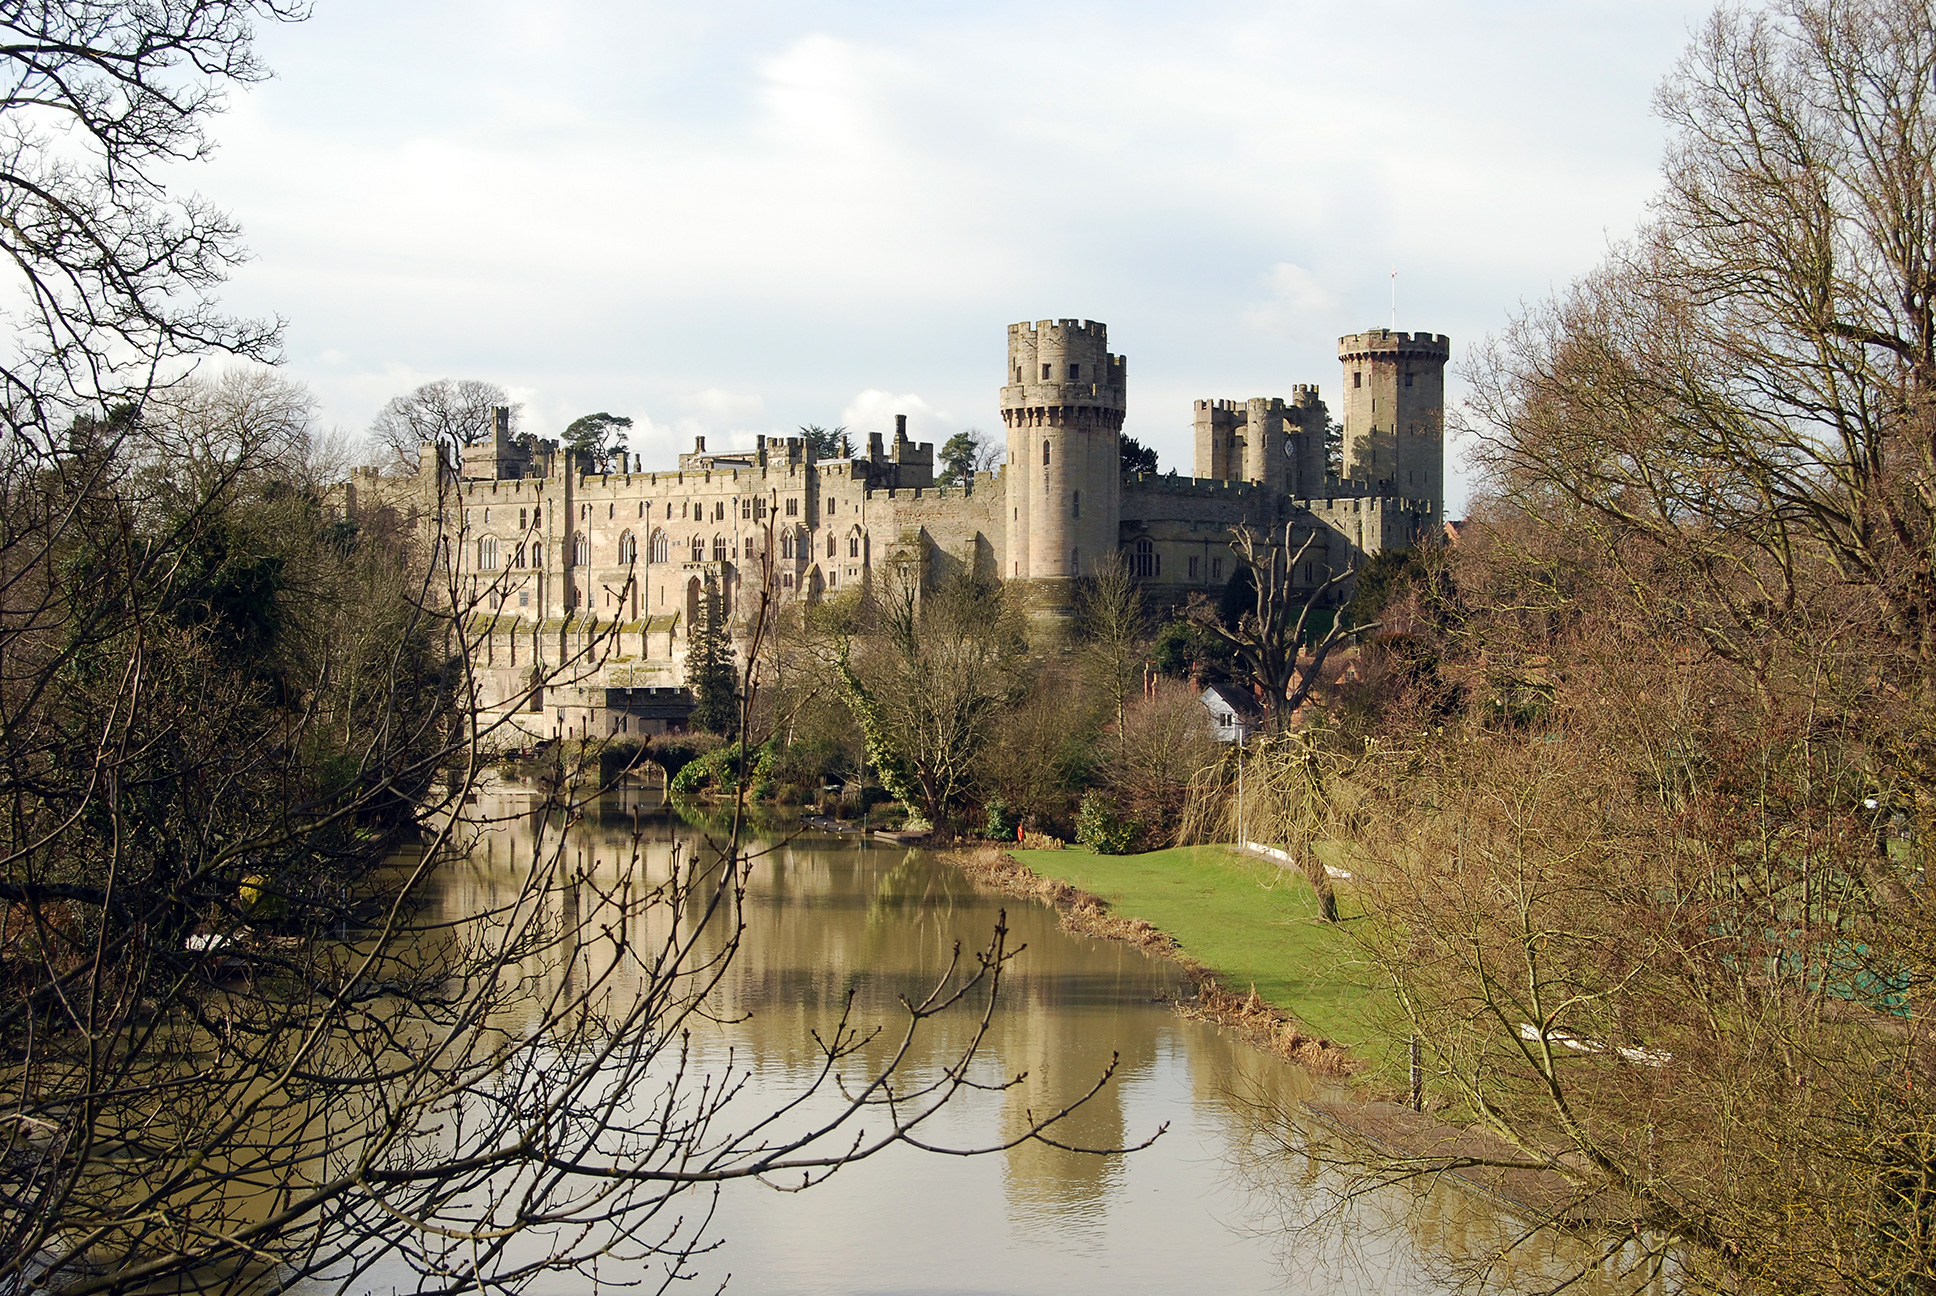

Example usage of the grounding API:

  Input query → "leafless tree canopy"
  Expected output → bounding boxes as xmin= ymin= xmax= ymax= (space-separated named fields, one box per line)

xmin=1333 ymin=4 xmax=1936 ymax=1292
xmin=1187 ymin=521 xmax=1372 ymax=732
xmin=369 ymin=379 xmax=514 ymax=473
xmin=0 ymin=0 xmax=298 ymax=441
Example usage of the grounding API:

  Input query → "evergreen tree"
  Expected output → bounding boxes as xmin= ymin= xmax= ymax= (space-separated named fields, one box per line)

xmin=685 ymin=580 xmax=741 ymax=736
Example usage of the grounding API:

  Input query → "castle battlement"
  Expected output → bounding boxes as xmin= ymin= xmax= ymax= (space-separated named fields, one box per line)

xmin=1337 ymin=329 xmax=1451 ymax=359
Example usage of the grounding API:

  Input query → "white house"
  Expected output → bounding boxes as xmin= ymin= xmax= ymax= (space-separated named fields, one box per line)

xmin=1200 ymin=684 xmax=1261 ymax=743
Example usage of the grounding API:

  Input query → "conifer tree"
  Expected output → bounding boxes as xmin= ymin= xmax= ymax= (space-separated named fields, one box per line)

xmin=685 ymin=579 xmax=740 ymax=736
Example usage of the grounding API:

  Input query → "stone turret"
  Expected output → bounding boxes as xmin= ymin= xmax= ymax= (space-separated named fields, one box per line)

xmin=1000 ymin=319 xmax=1126 ymax=586
xmin=1337 ymin=330 xmax=1448 ymax=511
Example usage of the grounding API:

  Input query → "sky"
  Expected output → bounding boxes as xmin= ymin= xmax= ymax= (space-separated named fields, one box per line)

xmin=191 ymin=0 xmax=1718 ymax=514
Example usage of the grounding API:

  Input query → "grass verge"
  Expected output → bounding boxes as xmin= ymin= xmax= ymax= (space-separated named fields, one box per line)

xmin=1007 ymin=843 xmax=1391 ymax=1070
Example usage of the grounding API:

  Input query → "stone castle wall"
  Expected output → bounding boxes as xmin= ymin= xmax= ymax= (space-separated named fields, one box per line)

xmin=385 ymin=317 xmax=1448 ymax=746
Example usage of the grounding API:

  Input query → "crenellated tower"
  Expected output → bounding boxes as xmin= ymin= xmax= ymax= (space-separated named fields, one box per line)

xmin=1337 ymin=329 xmax=1448 ymax=510
xmin=1000 ymin=319 xmax=1126 ymax=586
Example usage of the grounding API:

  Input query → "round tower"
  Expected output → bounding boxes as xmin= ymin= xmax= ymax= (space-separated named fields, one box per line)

xmin=1000 ymin=319 xmax=1126 ymax=589
xmin=1337 ymin=329 xmax=1449 ymax=512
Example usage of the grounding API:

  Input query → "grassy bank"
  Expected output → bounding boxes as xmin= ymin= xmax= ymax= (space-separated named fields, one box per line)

xmin=1009 ymin=844 xmax=1391 ymax=1066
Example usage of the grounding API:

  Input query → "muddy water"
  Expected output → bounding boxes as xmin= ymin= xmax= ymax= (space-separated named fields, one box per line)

xmin=381 ymin=785 xmax=1611 ymax=1296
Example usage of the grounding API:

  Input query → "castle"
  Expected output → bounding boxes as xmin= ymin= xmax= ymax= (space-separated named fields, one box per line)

xmin=368 ymin=320 xmax=1448 ymax=741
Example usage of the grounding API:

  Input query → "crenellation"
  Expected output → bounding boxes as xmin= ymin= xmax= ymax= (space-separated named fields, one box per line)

xmin=416 ymin=314 xmax=1445 ymax=744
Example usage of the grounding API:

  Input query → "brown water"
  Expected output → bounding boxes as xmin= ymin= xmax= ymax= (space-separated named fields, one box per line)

xmin=353 ymin=783 xmax=1620 ymax=1296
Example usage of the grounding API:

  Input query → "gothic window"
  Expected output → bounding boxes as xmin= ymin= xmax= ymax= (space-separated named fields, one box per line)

xmin=617 ymin=531 xmax=638 ymax=564
xmin=650 ymin=530 xmax=668 ymax=564
xmin=781 ymin=532 xmax=794 ymax=559
xmin=712 ymin=536 xmax=727 ymax=562
xmin=1188 ymin=555 xmax=1199 ymax=579
xmin=1132 ymin=537 xmax=1155 ymax=579
xmin=478 ymin=537 xmax=498 ymax=570
xmin=532 ymin=543 xmax=544 ymax=568
xmin=513 ymin=543 xmax=526 ymax=569
xmin=519 ymin=507 xmax=528 ymax=530
xmin=754 ymin=498 xmax=767 ymax=520
xmin=713 ymin=501 xmax=724 ymax=521
xmin=572 ymin=533 xmax=589 ymax=567
xmin=827 ymin=533 xmax=836 ymax=558
xmin=848 ymin=534 xmax=860 ymax=559
xmin=691 ymin=536 xmax=705 ymax=563
xmin=785 ymin=497 xmax=799 ymax=517
xmin=744 ymin=537 xmax=755 ymax=558
xmin=1042 ymin=440 xmax=1051 ymax=466
xmin=741 ymin=498 xmax=751 ymax=520
xmin=782 ymin=573 xmax=795 ymax=589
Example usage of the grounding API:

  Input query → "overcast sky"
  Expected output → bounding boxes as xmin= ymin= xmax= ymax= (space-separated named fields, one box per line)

xmin=195 ymin=0 xmax=1717 ymax=512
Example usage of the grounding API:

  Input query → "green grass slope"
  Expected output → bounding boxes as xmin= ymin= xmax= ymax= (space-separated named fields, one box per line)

xmin=1010 ymin=844 xmax=1390 ymax=1062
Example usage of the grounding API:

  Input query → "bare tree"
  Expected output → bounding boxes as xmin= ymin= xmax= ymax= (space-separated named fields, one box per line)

xmin=370 ymin=379 xmax=514 ymax=472
xmin=831 ymin=569 xmax=1027 ymax=835
xmin=1077 ymin=554 xmax=1147 ymax=753
xmin=1188 ymin=521 xmax=1375 ymax=731
xmin=0 ymin=7 xmax=1147 ymax=1291
xmin=1343 ymin=4 xmax=1936 ymax=1289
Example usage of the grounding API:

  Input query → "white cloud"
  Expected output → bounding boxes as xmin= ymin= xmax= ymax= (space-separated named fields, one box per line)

xmin=1242 ymin=263 xmax=1341 ymax=335
xmin=193 ymin=0 xmax=1719 ymax=517
xmin=837 ymin=390 xmax=956 ymax=446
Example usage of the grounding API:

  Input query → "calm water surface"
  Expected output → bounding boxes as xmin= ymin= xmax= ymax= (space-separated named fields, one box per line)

xmin=372 ymin=784 xmax=1600 ymax=1296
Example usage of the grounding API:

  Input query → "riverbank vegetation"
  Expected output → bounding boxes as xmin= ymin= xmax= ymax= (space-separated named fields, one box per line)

xmin=0 ymin=7 xmax=1131 ymax=1292
xmin=1008 ymin=845 xmax=1378 ymax=1061
xmin=1186 ymin=4 xmax=1936 ymax=1292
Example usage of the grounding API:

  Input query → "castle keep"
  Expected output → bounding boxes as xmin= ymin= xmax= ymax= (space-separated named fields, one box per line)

xmin=388 ymin=320 xmax=1447 ymax=741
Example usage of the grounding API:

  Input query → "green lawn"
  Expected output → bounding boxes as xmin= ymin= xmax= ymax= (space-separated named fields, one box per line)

xmin=1010 ymin=844 xmax=1390 ymax=1061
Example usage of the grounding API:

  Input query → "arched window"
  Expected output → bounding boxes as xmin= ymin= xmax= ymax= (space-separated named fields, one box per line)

xmin=1132 ymin=536 xmax=1155 ymax=579
xmin=617 ymin=531 xmax=637 ymax=564
xmin=531 ymin=506 xmax=541 ymax=529
xmin=1042 ymin=439 xmax=1051 ymax=466
xmin=478 ymin=537 xmax=498 ymax=570
xmin=848 ymin=533 xmax=860 ymax=559
xmin=827 ymin=533 xmax=836 ymax=558
xmin=572 ymin=533 xmax=589 ymax=567
xmin=650 ymin=529 xmax=668 ymax=564
xmin=513 ymin=543 xmax=526 ymax=569
xmin=690 ymin=536 xmax=705 ymax=563
xmin=712 ymin=535 xmax=727 ymax=562
xmin=531 ymin=543 xmax=544 ymax=568
xmin=781 ymin=531 xmax=794 ymax=559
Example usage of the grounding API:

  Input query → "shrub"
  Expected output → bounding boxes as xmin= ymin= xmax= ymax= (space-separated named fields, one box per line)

xmin=982 ymin=797 xmax=1014 ymax=841
xmin=646 ymin=732 xmax=723 ymax=779
xmin=1074 ymin=792 xmax=1138 ymax=855
xmin=670 ymin=740 xmax=777 ymax=796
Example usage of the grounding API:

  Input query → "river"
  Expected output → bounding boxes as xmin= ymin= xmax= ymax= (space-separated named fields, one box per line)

xmin=344 ymin=781 xmax=1621 ymax=1296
